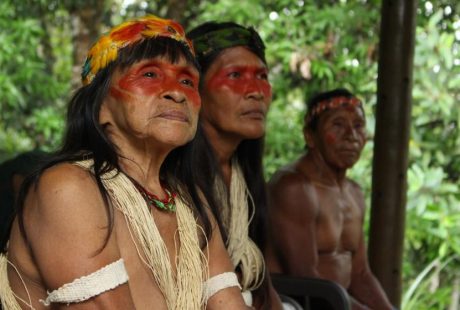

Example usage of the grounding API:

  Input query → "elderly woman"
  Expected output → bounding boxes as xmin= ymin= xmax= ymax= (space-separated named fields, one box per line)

xmin=188 ymin=22 xmax=283 ymax=309
xmin=0 ymin=16 xmax=248 ymax=309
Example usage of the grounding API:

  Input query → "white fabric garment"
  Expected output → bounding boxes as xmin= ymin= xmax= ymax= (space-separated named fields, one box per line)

xmin=203 ymin=271 xmax=241 ymax=302
xmin=40 ymin=259 xmax=128 ymax=306
xmin=214 ymin=161 xmax=265 ymax=292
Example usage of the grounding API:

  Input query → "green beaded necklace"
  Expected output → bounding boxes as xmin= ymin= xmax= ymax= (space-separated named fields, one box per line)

xmin=133 ymin=182 xmax=176 ymax=212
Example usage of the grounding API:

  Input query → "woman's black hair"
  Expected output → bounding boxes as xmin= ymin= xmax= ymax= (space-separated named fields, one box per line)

xmin=187 ymin=21 xmax=271 ymax=306
xmin=187 ymin=18 xmax=268 ymax=249
xmin=8 ymin=37 xmax=212 ymax=254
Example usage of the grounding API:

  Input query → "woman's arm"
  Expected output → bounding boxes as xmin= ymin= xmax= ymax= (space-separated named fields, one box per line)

xmin=23 ymin=164 xmax=136 ymax=309
xmin=204 ymin=209 xmax=250 ymax=310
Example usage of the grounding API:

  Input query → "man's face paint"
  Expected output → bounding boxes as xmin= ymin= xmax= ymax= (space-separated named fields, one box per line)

xmin=325 ymin=133 xmax=337 ymax=145
xmin=200 ymin=46 xmax=272 ymax=142
xmin=312 ymin=104 xmax=367 ymax=170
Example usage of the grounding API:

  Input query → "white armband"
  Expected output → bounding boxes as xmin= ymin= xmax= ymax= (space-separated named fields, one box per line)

xmin=203 ymin=272 xmax=241 ymax=302
xmin=39 ymin=259 xmax=128 ymax=306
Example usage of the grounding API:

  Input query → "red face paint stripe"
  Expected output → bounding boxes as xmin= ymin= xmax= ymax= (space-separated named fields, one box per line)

xmin=206 ymin=65 xmax=271 ymax=98
xmin=117 ymin=61 xmax=201 ymax=107
xmin=109 ymin=86 xmax=131 ymax=102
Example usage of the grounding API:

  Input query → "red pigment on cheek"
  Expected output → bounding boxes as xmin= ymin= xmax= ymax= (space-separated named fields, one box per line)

xmin=118 ymin=72 xmax=162 ymax=96
xmin=109 ymin=86 xmax=130 ymax=101
xmin=325 ymin=133 xmax=337 ymax=144
xmin=207 ymin=67 xmax=271 ymax=98
xmin=159 ymin=72 xmax=201 ymax=107
xmin=118 ymin=65 xmax=201 ymax=107
xmin=249 ymin=79 xmax=272 ymax=99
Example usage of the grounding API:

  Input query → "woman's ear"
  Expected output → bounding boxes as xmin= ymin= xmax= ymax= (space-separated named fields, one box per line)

xmin=98 ymin=100 xmax=112 ymax=127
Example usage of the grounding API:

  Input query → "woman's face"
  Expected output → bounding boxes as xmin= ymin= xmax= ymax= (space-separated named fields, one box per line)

xmin=200 ymin=46 xmax=272 ymax=142
xmin=100 ymin=55 xmax=201 ymax=150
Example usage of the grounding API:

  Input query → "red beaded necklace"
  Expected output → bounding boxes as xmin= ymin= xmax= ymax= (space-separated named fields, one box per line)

xmin=133 ymin=182 xmax=177 ymax=212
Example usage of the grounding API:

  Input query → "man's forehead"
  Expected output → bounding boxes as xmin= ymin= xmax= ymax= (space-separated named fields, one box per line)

xmin=321 ymin=104 xmax=365 ymax=120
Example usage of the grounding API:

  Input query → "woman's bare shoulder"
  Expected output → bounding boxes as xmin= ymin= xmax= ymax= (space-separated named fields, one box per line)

xmin=23 ymin=162 xmax=110 ymax=248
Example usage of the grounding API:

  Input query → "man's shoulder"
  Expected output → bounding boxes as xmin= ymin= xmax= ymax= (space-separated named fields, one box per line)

xmin=269 ymin=160 xmax=314 ymax=187
xmin=345 ymin=178 xmax=364 ymax=195
xmin=268 ymin=161 xmax=319 ymax=206
xmin=268 ymin=162 xmax=320 ymax=219
xmin=344 ymin=178 xmax=366 ymax=213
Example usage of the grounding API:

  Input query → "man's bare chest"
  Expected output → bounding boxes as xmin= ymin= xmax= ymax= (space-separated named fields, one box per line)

xmin=313 ymin=185 xmax=363 ymax=252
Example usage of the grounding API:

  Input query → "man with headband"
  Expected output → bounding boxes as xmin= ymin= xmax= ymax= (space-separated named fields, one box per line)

xmin=187 ymin=23 xmax=284 ymax=309
xmin=0 ymin=16 xmax=249 ymax=309
xmin=265 ymin=89 xmax=394 ymax=309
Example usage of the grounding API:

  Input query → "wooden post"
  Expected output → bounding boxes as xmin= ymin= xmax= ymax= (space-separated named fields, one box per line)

xmin=368 ymin=0 xmax=418 ymax=307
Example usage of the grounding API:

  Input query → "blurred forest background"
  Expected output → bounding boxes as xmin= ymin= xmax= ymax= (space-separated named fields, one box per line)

xmin=1 ymin=0 xmax=459 ymax=308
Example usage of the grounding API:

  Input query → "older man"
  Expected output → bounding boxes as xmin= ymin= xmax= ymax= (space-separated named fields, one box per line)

xmin=265 ymin=89 xmax=393 ymax=310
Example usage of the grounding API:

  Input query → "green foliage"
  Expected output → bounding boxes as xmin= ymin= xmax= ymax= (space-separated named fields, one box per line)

xmin=2 ymin=0 xmax=459 ymax=308
xmin=0 ymin=0 xmax=69 ymax=161
xmin=402 ymin=257 xmax=459 ymax=310
xmin=401 ymin=4 xmax=460 ymax=307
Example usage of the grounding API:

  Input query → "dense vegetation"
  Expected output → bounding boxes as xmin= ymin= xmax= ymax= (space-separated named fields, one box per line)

xmin=1 ymin=0 xmax=459 ymax=308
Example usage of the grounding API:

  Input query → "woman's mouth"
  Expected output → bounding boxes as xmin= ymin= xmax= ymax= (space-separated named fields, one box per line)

xmin=241 ymin=109 xmax=265 ymax=120
xmin=157 ymin=110 xmax=189 ymax=122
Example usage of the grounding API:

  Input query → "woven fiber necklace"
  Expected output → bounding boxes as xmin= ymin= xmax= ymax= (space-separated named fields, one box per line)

xmin=133 ymin=182 xmax=177 ymax=212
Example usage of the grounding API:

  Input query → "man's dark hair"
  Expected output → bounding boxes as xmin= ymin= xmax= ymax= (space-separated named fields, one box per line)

xmin=9 ymin=37 xmax=212 ymax=253
xmin=305 ymin=88 xmax=363 ymax=131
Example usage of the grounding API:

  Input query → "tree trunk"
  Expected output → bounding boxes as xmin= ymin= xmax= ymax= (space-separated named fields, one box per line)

xmin=166 ymin=0 xmax=188 ymax=23
xmin=68 ymin=1 xmax=105 ymax=89
xmin=368 ymin=0 xmax=418 ymax=307
xmin=166 ymin=0 xmax=202 ymax=28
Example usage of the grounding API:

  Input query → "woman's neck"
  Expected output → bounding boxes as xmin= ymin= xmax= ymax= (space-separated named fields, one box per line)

xmin=106 ymin=128 xmax=169 ymax=195
xmin=202 ymin=123 xmax=241 ymax=188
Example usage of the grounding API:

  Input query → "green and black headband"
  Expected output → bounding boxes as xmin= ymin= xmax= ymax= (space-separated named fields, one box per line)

xmin=192 ymin=26 xmax=265 ymax=59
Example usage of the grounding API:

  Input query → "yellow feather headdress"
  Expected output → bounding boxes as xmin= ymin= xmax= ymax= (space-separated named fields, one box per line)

xmin=81 ymin=15 xmax=194 ymax=85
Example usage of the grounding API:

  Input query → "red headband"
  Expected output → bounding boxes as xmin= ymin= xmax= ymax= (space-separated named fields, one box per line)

xmin=306 ymin=96 xmax=362 ymax=125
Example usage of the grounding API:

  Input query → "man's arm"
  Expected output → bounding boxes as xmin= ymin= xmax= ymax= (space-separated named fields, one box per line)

xmin=266 ymin=170 xmax=320 ymax=277
xmin=348 ymin=232 xmax=393 ymax=310
xmin=348 ymin=184 xmax=393 ymax=310
xmin=24 ymin=163 xmax=136 ymax=309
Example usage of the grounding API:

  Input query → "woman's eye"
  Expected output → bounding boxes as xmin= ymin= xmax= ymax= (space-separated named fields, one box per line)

xmin=258 ymin=72 xmax=269 ymax=80
xmin=227 ymin=72 xmax=241 ymax=79
xmin=143 ymin=71 xmax=157 ymax=78
xmin=181 ymin=79 xmax=195 ymax=88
